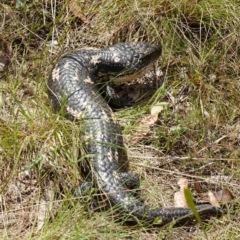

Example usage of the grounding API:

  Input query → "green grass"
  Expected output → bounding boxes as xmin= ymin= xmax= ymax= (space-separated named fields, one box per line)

xmin=1 ymin=0 xmax=240 ymax=239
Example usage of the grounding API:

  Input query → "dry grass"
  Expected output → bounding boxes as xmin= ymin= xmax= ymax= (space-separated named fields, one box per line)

xmin=1 ymin=0 xmax=240 ymax=239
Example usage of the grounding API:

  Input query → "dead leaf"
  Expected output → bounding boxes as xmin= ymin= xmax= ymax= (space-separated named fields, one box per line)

xmin=214 ymin=188 xmax=234 ymax=203
xmin=198 ymin=188 xmax=234 ymax=205
xmin=194 ymin=179 xmax=203 ymax=193
xmin=177 ymin=178 xmax=189 ymax=190
xmin=68 ymin=1 xmax=87 ymax=22
xmin=174 ymin=178 xmax=189 ymax=208
xmin=36 ymin=199 xmax=48 ymax=232
xmin=174 ymin=191 xmax=188 ymax=208
xmin=208 ymin=191 xmax=221 ymax=208
xmin=130 ymin=102 xmax=169 ymax=143
xmin=36 ymin=188 xmax=54 ymax=233
xmin=130 ymin=114 xmax=158 ymax=143
xmin=150 ymin=102 xmax=169 ymax=115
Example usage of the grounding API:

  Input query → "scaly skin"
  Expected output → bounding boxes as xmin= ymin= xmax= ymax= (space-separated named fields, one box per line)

xmin=48 ymin=42 xmax=220 ymax=224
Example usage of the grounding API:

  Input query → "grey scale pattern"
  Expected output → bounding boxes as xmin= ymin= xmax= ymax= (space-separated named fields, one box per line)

xmin=48 ymin=42 xmax=220 ymax=224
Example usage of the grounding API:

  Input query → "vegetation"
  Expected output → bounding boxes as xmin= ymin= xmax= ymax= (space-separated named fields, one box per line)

xmin=0 ymin=0 xmax=240 ymax=239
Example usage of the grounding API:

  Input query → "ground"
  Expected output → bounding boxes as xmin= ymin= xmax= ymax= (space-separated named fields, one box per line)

xmin=0 ymin=1 xmax=240 ymax=239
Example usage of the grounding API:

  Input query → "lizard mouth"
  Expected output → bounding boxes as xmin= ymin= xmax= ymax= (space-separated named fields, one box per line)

xmin=112 ymin=64 xmax=154 ymax=85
